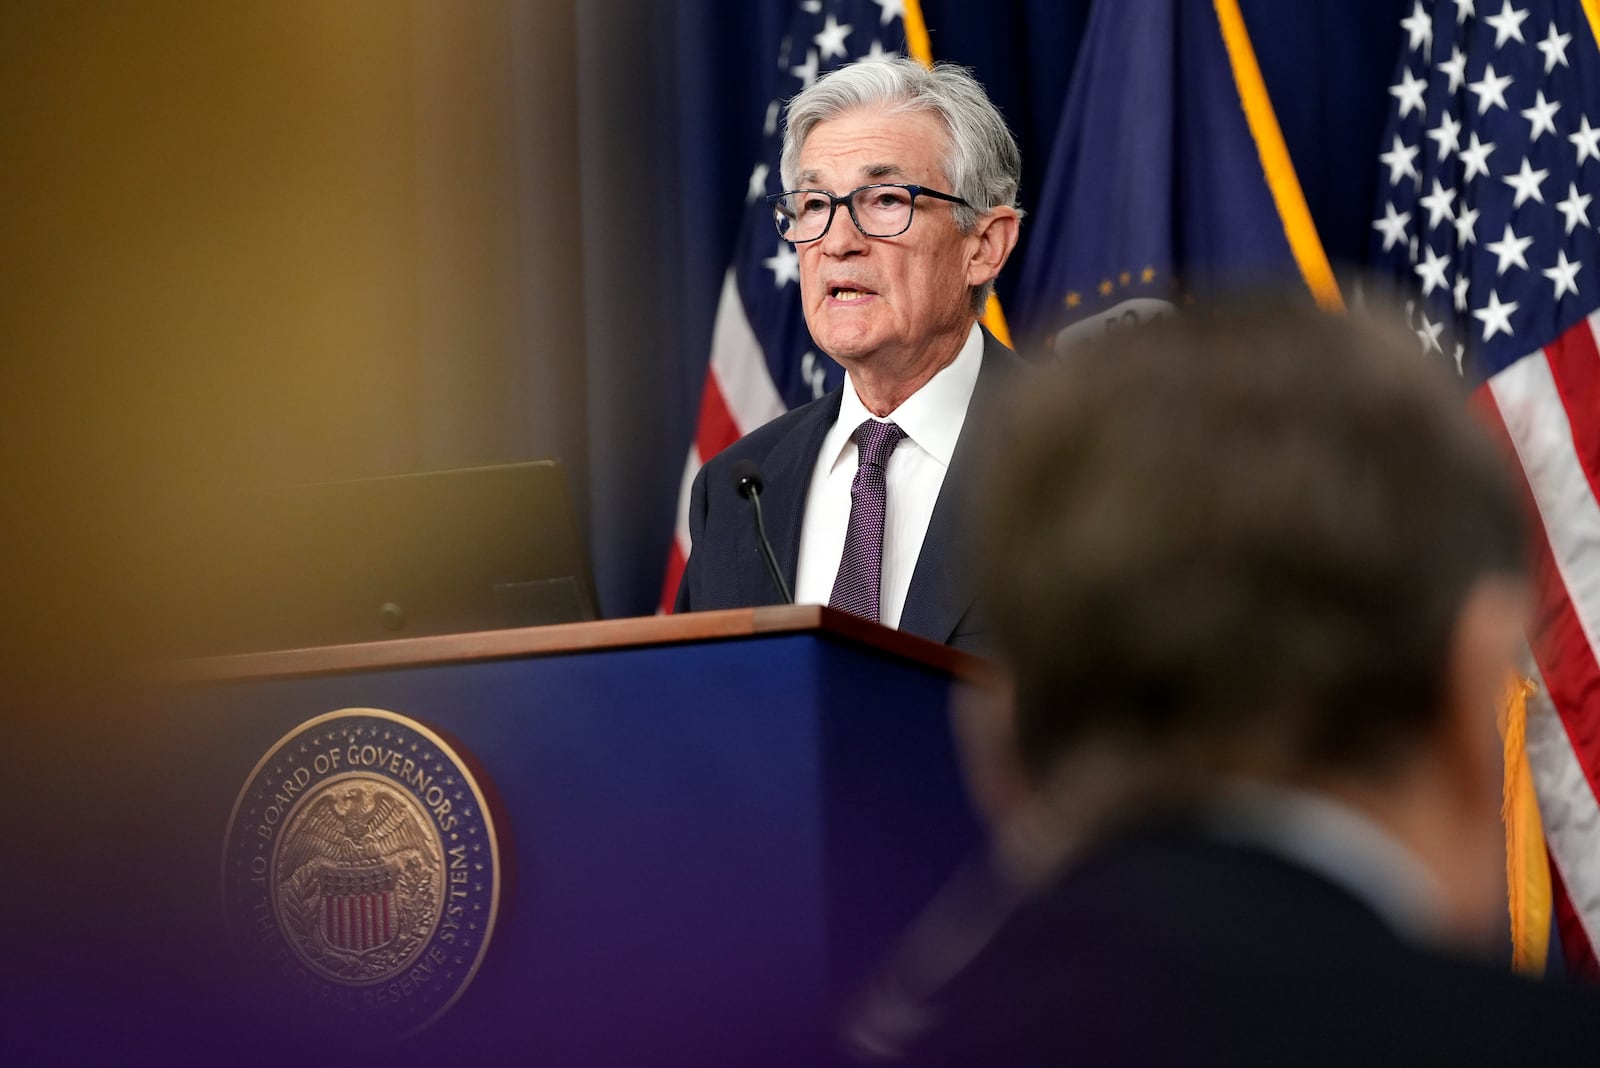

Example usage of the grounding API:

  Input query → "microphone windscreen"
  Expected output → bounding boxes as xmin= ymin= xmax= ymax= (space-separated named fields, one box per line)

xmin=730 ymin=459 xmax=764 ymax=498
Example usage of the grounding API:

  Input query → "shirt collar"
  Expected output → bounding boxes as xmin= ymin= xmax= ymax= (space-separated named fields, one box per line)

xmin=1205 ymin=781 xmax=1447 ymax=945
xmin=821 ymin=322 xmax=985 ymax=472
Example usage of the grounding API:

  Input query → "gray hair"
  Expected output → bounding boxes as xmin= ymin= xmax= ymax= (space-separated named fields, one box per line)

xmin=779 ymin=57 xmax=1023 ymax=310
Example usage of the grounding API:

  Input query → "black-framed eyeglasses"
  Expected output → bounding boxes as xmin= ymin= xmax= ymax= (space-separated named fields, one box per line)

xmin=765 ymin=183 xmax=971 ymax=244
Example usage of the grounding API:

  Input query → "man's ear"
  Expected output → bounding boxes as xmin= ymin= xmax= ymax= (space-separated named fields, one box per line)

xmin=1441 ymin=575 xmax=1530 ymax=816
xmin=966 ymin=206 xmax=1020 ymax=289
xmin=1429 ymin=574 xmax=1530 ymax=944
xmin=1433 ymin=572 xmax=1529 ymax=856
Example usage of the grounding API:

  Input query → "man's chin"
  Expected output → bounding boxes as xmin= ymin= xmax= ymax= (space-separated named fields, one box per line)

xmin=811 ymin=325 xmax=881 ymax=365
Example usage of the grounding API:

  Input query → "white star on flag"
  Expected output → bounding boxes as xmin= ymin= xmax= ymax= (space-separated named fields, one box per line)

xmin=1570 ymin=115 xmax=1600 ymax=164
xmin=1417 ymin=312 xmax=1445 ymax=354
xmin=1415 ymin=245 xmax=1453 ymax=296
xmin=1502 ymin=157 xmax=1548 ymax=207
xmin=1428 ymin=111 xmax=1463 ymax=158
xmin=1455 ymin=204 xmax=1480 ymax=246
xmin=1543 ymin=249 xmax=1581 ymax=300
xmin=1486 ymin=222 xmax=1533 ymax=274
xmin=1440 ymin=46 xmax=1468 ymax=92
xmin=1521 ymin=90 xmax=1561 ymax=140
xmin=747 ymin=162 xmax=770 ymax=203
xmin=1468 ymin=63 xmax=1513 ymax=113
xmin=790 ymin=48 xmax=820 ymax=88
xmin=1537 ymin=23 xmax=1571 ymax=72
xmin=1484 ymin=1 xmax=1530 ymax=48
xmin=1556 ymin=182 xmax=1592 ymax=234
xmin=1471 ymin=288 xmax=1517 ymax=339
xmin=814 ymin=15 xmax=853 ymax=61
xmin=1401 ymin=1 xmax=1433 ymax=52
xmin=1420 ymin=178 xmax=1458 ymax=227
xmin=763 ymin=243 xmax=799 ymax=288
xmin=1373 ymin=202 xmax=1413 ymax=250
xmin=1459 ymin=132 xmax=1497 ymax=180
xmin=873 ymin=0 xmax=905 ymax=26
xmin=1381 ymin=135 xmax=1421 ymax=184
xmin=1391 ymin=67 xmax=1429 ymax=118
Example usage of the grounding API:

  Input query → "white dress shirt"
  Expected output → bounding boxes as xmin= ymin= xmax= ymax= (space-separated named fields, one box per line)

xmin=794 ymin=322 xmax=985 ymax=628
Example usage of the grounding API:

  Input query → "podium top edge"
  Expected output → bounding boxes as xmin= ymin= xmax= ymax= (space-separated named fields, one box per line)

xmin=151 ymin=605 xmax=996 ymax=686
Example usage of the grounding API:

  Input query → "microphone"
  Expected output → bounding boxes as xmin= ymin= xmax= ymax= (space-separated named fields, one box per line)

xmin=731 ymin=460 xmax=793 ymax=604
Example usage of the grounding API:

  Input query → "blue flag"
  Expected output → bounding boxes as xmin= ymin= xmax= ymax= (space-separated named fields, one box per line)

xmin=1010 ymin=0 xmax=1340 ymax=353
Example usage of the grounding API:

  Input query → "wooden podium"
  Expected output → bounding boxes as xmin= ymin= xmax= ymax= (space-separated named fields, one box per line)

xmin=151 ymin=606 xmax=986 ymax=1063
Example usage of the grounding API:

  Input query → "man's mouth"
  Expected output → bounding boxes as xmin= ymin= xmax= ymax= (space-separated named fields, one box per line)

xmin=830 ymin=286 xmax=872 ymax=301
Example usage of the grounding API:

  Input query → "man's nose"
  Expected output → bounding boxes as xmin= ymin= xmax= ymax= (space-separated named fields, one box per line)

xmin=818 ymin=202 xmax=868 ymax=256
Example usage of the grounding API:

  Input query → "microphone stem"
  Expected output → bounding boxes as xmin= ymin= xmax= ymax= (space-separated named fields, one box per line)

xmin=747 ymin=489 xmax=793 ymax=604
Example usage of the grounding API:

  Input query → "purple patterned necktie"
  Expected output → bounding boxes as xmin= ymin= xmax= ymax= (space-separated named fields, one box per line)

xmin=829 ymin=419 xmax=907 ymax=623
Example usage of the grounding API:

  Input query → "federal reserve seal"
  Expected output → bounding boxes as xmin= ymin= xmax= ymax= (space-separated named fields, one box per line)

xmin=222 ymin=708 xmax=500 ymax=1036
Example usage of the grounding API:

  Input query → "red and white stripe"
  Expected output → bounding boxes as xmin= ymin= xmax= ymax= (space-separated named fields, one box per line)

xmin=326 ymin=891 xmax=394 ymax=952
xmin=659 ymin=269 xmax=787 ymax=611
xmin=1483 ymin=309 xmax=1600 ymax=977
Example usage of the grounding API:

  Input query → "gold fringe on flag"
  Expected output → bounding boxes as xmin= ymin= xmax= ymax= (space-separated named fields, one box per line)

xmin=1499 ymin=673 xmax=1551 ymax=976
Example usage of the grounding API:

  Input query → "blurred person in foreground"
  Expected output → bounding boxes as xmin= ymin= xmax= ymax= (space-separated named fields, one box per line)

xmin=674 ymin=57 xmax=1022 ymax=650
xmin=854 ymin=298 xmax=1600 ymax=1063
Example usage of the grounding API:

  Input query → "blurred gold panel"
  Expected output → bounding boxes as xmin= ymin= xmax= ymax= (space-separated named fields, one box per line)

xmin=0 ymin=2 xmax=583 ymax=675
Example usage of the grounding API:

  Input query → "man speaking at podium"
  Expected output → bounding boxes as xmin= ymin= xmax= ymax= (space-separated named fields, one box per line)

xmin=673 ymin=57 xmax=1022 ymax=653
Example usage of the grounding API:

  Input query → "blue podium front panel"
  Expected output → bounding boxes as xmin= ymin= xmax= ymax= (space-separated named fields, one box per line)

xmin=132 ymin=629 xmax=978 ymax=1063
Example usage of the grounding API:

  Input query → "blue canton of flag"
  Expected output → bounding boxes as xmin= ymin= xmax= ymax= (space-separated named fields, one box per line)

xmin=1370 ymin=0 xmax=1600 ymax=980
xmin=662 ymin=0 xmax=914 ymax=610
xmin=1370 ymin=0 xmax=1599 ymax=380
xmin=1010 ymin=0 xmax=1340 ymax=354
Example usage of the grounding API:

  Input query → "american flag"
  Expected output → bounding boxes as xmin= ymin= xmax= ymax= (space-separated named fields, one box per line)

xmin=658 ymin=0 xmax=916 ymax=611
xmin=1370 ymin=0 xmax=1600 ymax=975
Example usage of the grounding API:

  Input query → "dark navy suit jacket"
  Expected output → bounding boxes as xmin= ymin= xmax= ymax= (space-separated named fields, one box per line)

xmin=673 ymin=329 xmax=1022 ymax=654
xmin=891 ymin=824 xmax=1600 ymax=1065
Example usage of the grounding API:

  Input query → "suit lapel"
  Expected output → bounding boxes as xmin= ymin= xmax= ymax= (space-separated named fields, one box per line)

xmin=736 ymin=391 xmax=841 ymax=605
xmin=899 ymin=332 xmax=1020 ymax=643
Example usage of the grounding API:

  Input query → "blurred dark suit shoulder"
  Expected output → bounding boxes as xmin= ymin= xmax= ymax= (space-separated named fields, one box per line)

xmin=904 ymin=827 xmax=1600 ymax=1065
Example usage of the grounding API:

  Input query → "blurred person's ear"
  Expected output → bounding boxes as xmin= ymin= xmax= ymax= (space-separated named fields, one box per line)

xmin=1437 ymin=574 xmax=1531 ymax=943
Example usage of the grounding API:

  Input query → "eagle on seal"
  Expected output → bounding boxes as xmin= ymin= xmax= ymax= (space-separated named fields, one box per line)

xmin=276 ymin=783 xmax=437 ymax=878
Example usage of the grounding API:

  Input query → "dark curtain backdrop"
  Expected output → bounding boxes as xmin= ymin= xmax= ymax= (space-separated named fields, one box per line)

xmin=578 ymin=0 xmax=1407 ymax=619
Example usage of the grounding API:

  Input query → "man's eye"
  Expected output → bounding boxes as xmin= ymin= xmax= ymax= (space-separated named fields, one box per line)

xmin=874 ymin=193 xmax=907 ymax=208
xmin=800 ymin=196 xmax=830 ymax=214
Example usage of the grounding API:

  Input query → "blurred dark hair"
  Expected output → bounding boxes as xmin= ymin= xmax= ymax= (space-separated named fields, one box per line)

xmin=985 ymin=296 xmax=1526 ymax=788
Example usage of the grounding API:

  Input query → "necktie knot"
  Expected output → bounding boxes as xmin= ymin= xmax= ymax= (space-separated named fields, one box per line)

xmin=854 ymin=419 xmax=906 ymax=471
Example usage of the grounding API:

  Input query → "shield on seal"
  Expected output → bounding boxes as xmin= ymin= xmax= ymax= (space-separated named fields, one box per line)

xmin=317 ymin=862 xmax=400 ymax=952
xmin=272 ymin=780 xmax=441 ymax=975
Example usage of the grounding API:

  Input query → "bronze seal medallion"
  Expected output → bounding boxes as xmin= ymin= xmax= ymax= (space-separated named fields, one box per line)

xmin=222 ymin=708 xmax=500 ymax=1035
